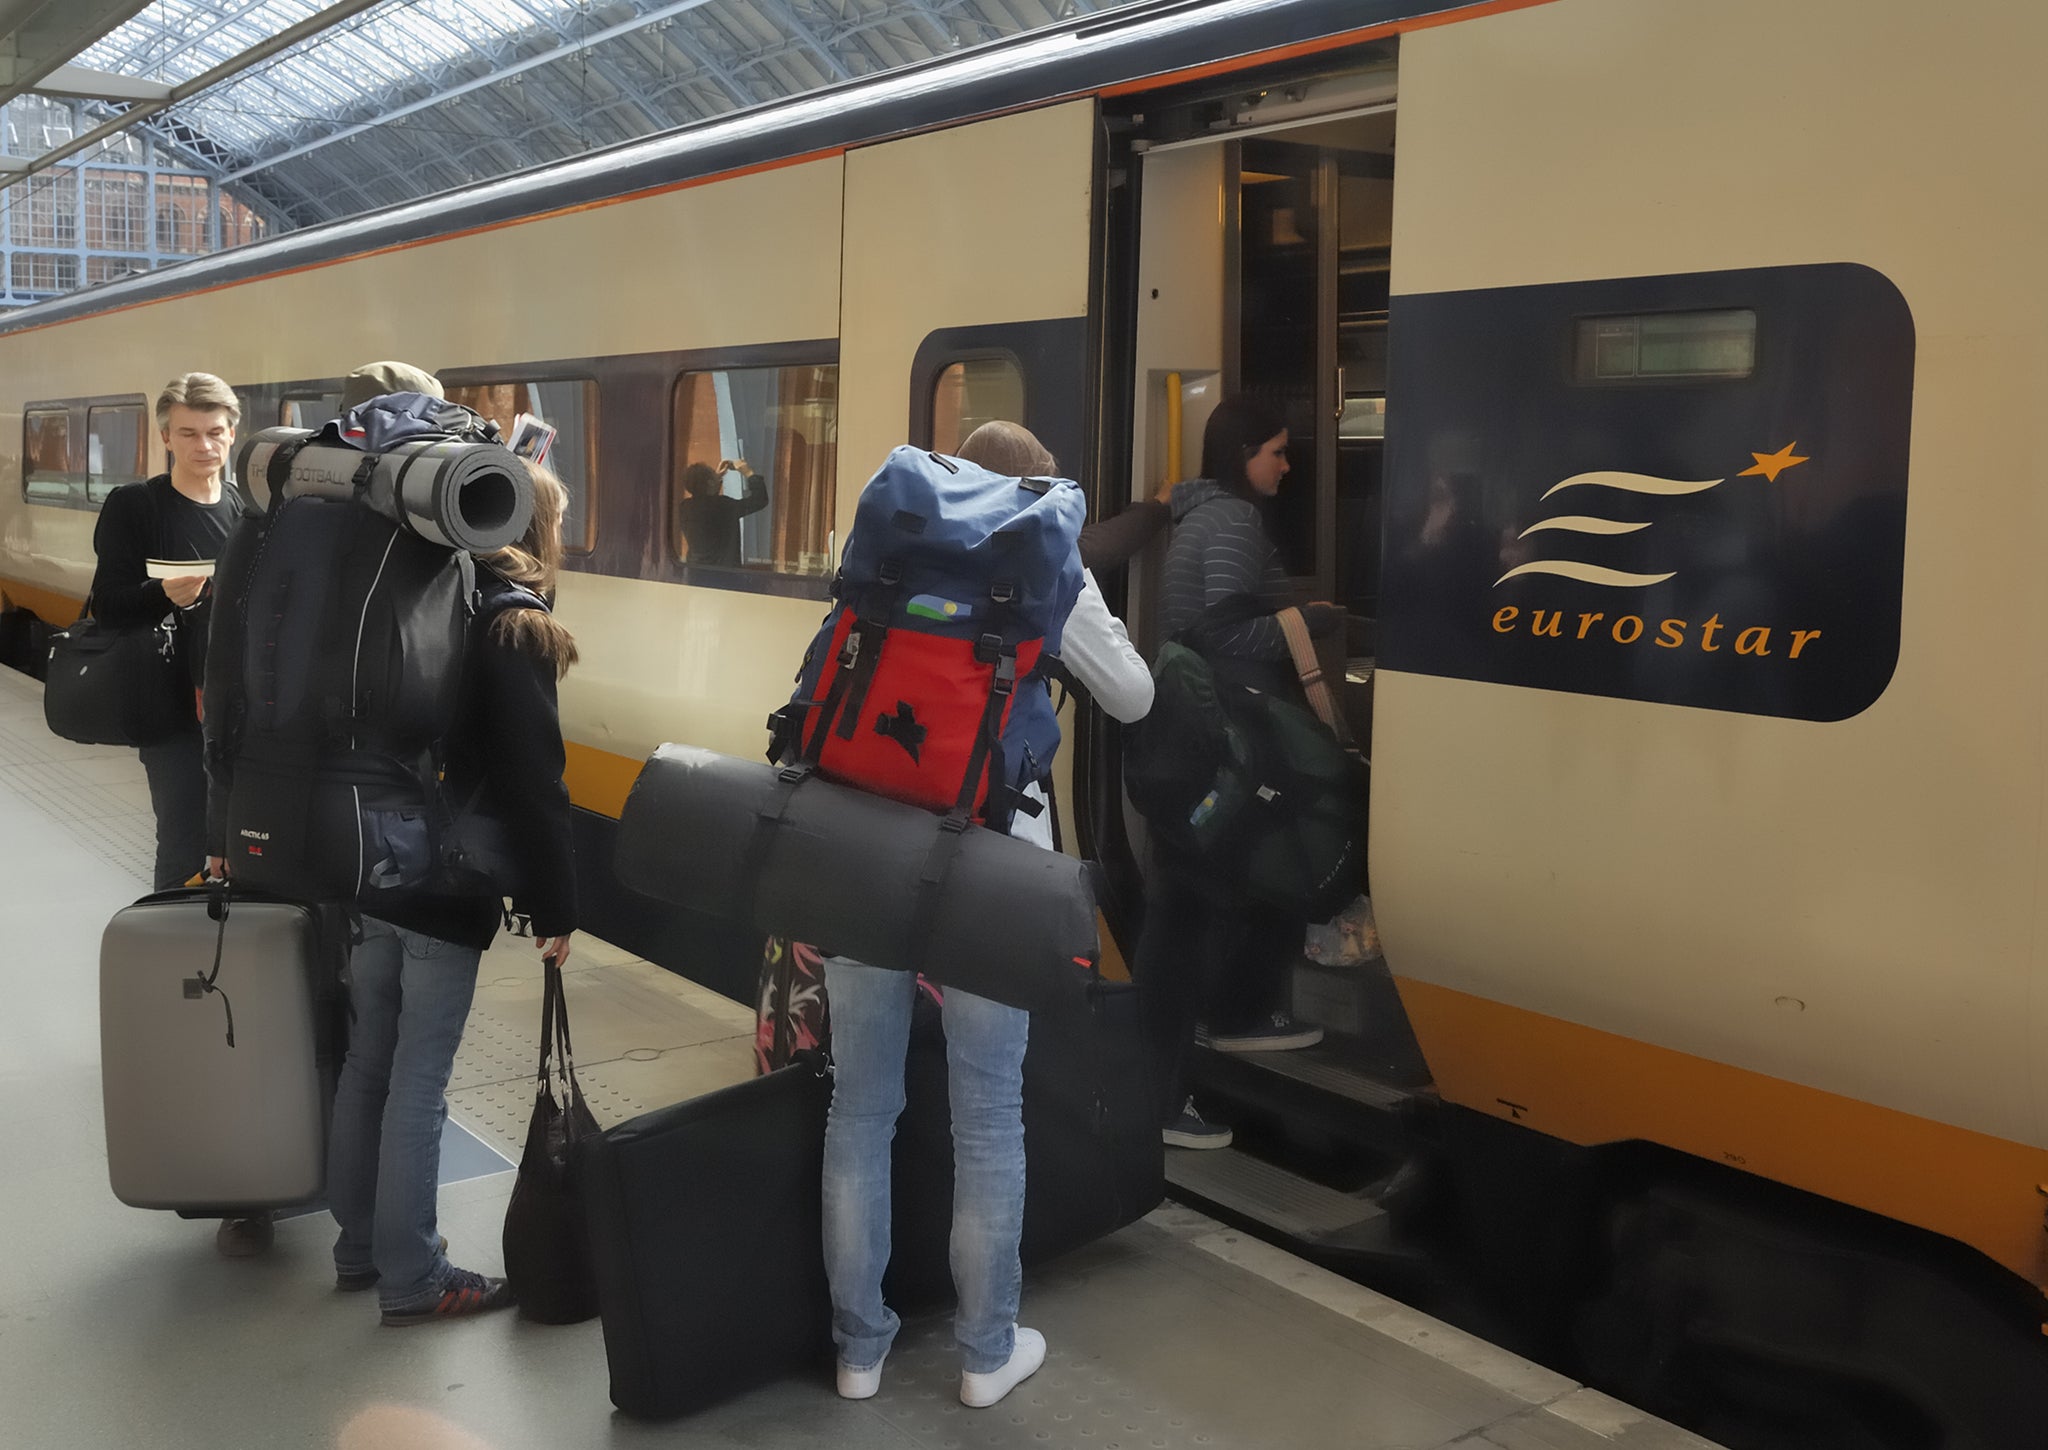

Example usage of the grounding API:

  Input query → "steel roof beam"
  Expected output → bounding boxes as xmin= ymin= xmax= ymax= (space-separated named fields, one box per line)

xmin=32 ymin=62 xmax=171 ymax=103
xmin=0 ymin=0 xmax=157 ymax=107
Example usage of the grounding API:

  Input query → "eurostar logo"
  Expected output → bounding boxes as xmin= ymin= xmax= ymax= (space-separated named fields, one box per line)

xmin=1383 ymin=262 xmax=1911 ymax=722
xmin=1498 ymin=444 xmax=1811 ymax=589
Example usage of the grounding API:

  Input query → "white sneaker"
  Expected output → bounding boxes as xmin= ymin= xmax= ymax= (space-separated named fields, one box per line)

xmin=836 ymin=1350 xmax=887 ymax=1400
xmin=960 ymin=1326 xmax=1046 ymax=1408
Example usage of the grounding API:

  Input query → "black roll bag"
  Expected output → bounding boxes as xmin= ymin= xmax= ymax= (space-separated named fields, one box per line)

xmin=614 ymin=744 xmax=1097 ymax=1013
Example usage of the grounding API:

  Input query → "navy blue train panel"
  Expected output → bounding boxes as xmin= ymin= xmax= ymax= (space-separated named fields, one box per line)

xmin=1380 ymin=263 xmax=1913 ymax=723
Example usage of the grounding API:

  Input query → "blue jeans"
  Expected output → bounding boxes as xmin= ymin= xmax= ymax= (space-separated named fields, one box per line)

xmin=328 ymin=916 xmax=482 ymax=1311
xmin=137 ymin=729 xmax=206 ymax=891
xmin=822 ymin=958 xmax=1029 ymax=1375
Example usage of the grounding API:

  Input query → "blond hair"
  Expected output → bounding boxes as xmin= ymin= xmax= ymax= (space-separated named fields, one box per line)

xmin=480 ymin=461 xmax=580 ymax=678
xmin=155 ymin=372 xmax=241 ymax=430
xmin=956 ymin=419 xmax=1056 ymax=477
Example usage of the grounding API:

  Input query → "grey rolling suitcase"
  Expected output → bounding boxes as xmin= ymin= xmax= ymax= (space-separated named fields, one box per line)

xmin=100 ymin=887 xmax=345 ymax=1212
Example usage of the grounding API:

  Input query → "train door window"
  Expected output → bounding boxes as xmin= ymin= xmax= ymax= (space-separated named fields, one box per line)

xmin=443 ymin=377 xmax=598 ymax=554
xmin=22 ymin=407 xmax=73 ymax=504
xmin=930 ymin=356 xmax=1025 ymax=455
xmin=86 ymin=401 xmax=147 ymax=504
xmin=671 ymin=363 xmax=838 ymax=578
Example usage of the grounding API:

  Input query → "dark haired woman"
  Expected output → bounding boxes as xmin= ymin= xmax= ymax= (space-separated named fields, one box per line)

xmin=1135 ymin=395 xmax=1345 ymax=1149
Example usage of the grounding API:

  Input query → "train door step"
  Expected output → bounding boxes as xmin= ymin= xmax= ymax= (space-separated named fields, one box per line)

xmin=1206 ymin=1042 xmax=1419 ymax=1111
xmin=1189 ymin=1042 xmax=1427 ymax=1156
xmin=1165 ymin=1143 xmax=1388 ymax=1250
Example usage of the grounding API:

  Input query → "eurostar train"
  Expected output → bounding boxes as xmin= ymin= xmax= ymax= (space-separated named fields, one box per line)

xmin=3 ymin=1 xmax=2044 ymax=1444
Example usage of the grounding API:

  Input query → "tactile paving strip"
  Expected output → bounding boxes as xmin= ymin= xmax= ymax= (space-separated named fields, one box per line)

xmin=868 ymin=1319 xmax=1251 ymax=1450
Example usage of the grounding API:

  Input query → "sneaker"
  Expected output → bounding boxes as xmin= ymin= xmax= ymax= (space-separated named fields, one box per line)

xmin=960 ymin=1326 xmax=1046 ymax=1408
xmin=214 ymin=1215 xmax=274 ymax=1258
xmin=337 ymin=1236 xmax=448 ymax=1292
xmin=836 ymin=1349 xmax=888 ymax=1400
xmin=1208 ymin=1012 xmax=1323 ymax=1053
xmin=1162 ymin=1098 xmax=1233 ymax=1150
xmin=379 ymin=1268 xmax=515 ymax=1326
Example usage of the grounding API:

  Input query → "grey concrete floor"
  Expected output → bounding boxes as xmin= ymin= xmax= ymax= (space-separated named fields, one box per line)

xmin=0 ymin=664 xmax=1720 ymax=1450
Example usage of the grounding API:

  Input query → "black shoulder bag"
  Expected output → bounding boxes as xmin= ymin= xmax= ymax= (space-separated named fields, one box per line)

xmin=45 ymin=481 xmax=194 ymax=747
xmin=501 ymin=957 xmax=603 ymax=1324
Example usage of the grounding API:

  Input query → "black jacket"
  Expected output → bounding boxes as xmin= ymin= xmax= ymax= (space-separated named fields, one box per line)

xmin=371 ymin=571 xmax=579 ymax=949
xmin=90 ymin=474 xmax=248 ymax=697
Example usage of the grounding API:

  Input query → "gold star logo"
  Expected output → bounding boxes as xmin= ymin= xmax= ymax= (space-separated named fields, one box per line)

xmin=1739 ymin=442 xmax=1810 ymax=483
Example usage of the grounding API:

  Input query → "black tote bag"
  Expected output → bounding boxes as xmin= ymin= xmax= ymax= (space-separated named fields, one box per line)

xmin=501 ymin=959 xmax=603 ymax=1324
xmin=578 ymin=1054 xmax=834 ymax=1419
xmin=42 ymin=602 xmax=189 ymax=747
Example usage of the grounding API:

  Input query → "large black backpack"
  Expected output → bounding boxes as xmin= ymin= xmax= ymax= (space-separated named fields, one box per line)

xmin=204 ymin=415 xmax=540 ymax=908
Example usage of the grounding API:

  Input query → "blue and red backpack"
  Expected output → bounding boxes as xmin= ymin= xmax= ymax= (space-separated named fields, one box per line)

xmin=768 ymin=446 xmax=1086 ymax=832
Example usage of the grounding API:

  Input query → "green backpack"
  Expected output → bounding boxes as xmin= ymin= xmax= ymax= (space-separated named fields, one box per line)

xmin=1124 ymin=625 xmax=1365 ymax=922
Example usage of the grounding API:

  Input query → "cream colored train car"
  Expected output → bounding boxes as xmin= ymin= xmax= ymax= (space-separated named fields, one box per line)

xmin=2 ymin=1 xmax=2043 ymax=1442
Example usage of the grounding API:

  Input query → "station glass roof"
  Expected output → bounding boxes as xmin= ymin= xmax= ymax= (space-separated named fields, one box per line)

xmin=67 ymin=0 xmax=1138 ymax=228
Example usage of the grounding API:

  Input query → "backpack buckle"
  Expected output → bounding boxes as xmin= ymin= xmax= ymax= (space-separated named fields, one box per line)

xmin=837 ymin=631 xmax=863 ymax=670
xmin=990 ymin=581 xmax=1015 ymax=605
xmin=974 ymin=632 xmax=1003 ymax=664
xmin=992 ymin=654 xmax=1017 ymax=695
xmin=878 ymin=560 xmax=903 ymax=587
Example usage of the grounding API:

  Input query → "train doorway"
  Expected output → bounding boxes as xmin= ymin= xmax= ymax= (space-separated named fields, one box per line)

xmin=1104 ymin=69 xmax=1434 ymax=1270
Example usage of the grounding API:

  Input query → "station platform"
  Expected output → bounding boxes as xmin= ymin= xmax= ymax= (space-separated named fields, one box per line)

xmin=0 ymin=664 xmax=1722 ymax=1450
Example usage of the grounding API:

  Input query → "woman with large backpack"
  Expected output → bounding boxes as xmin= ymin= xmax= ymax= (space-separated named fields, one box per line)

xmin=300 ymin=458 xmax=579 ymax=1326
xmin=822 ymin=421 xmax=1153 ymax=1409
xmin=1133 ymin=395 xmax=1348 ymax=1150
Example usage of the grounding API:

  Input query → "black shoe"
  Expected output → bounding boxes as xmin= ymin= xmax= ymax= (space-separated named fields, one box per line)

xmin=338 ymin=1235 xmax=449 ymax=1292
xmin=380 ymin=1267 xmax=515 ymax=1326
xmin=1208 ymin=1012 xmax=1323 ymax=1053
xmin=1162 ymin=1098 xmax=1233 ymax=1149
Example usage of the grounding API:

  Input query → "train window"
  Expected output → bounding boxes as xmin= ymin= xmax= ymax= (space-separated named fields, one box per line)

xmin=443 ymin=378 xmax=598 ymax=554
xmin=1573 ymin=309 xmax=1755 ymax=381
xmin=672 ymin=364 xmax=838 ymax=577
xmin=22 ymin=408 xmax=73 ymax=504
xmin=930 ymin=356 xmax=1025 ymax=454
xmin=86 ymin=402 xmax=147 ymax=504
xmin=280 ymin=392 xmax=343 ymax=431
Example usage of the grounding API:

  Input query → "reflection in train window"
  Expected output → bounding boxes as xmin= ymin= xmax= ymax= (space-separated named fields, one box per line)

xmin=1574 ymin=309 xmax=1756 ymax=381
xmin=671 ymin=364 xmax=838 ymax=577
xmin=444 ymin=377 xmax=598 ymax=553
xmin=87 ymin=402 xmax=147 ymax=504
xmin=930 ymin=356 xmax=1024 ymax=455
xmin=23 ymin=408 xmax=72 ymax=504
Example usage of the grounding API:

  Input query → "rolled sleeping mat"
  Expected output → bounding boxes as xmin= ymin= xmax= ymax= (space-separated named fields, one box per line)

xmin=234 ymin=426 xmax=534 ymax=554
xmin=614 ymin=745 xmax=1097 ymax=1015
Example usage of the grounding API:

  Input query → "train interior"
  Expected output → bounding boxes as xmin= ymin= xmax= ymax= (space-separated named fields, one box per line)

xmin=1106 ymin=60 xmax=1445 ymax=1289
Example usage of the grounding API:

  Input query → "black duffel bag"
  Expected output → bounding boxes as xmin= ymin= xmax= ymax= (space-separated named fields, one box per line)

xmin=578 ymin=1055 xmax=835 ymax=1419
xmin=1125 ymin=600 xmax=1366 ymax=922
xmin=43 ymin=600 xmax=191 ymax=747
xmin=884 ymin=972 xmax=1164 ymax=1309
